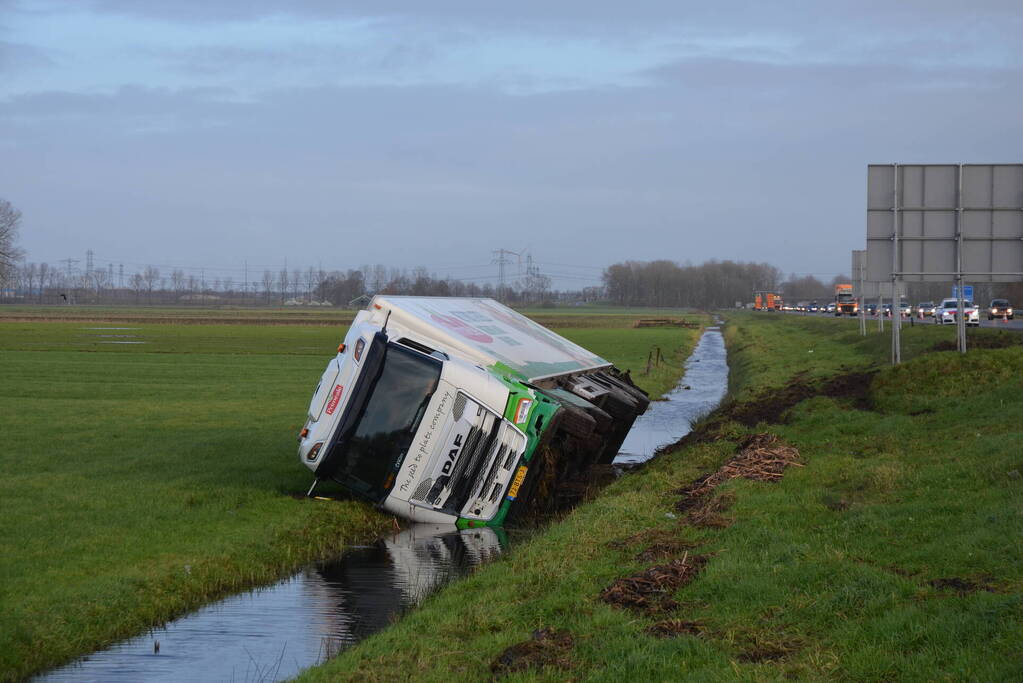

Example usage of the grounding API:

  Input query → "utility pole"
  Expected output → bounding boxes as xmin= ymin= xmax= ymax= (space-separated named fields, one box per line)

xmin=523 ymin=252 xmax=543 ymax=303
xmin=119 ymin=264 xmax=124 ymax=288
xmin=59 ymin=258 xmax=79 ymax=281
xmin=492 ymin=248 xmax=519 ymax=303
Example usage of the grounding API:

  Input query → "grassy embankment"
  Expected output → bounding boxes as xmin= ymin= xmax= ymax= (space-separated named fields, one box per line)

xmin=300 ymin=312 xmax=1023 ymax=681
xmin=0 ymin=306 xmax=704 ymax=681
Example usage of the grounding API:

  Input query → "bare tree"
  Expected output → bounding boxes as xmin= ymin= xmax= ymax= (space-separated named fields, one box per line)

xmin=38 ymin=262 xmax=51 ymax=302
xmin=0 ymin=198 xmax=24 ymax=285
xmin=278 ymin=268 xmax=289 ymax=304
xmin=143 ymin=266 xmax=160 ymax=304
xmin=171 ymin=269 xmax=185 ymax=298
xmin=371 ymin=264 xmax=387 ymax=293
xmin=262 ymin=270 xmax=275 ymax=305
xmin=92 ymin=266 xmax=111 ymax=296
xmin=21 ymin=262 xmax=38 ymax=299
xmin=129 ymin=272 xmax=145 ymax=303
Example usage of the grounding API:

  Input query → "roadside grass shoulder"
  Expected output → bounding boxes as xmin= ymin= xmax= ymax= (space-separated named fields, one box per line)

xmin=0 ymin=310 xmax=692 ymax=680
xmin=300 ymin=311 xmax=1023 ymax=681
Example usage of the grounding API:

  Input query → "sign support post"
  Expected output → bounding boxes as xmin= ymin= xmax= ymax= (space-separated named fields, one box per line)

xmin=852 ymin=249 xmax=867 ymax=336
xmin=890 ymin=166 xmax=902 ymax=365
xmin=858 ymin=263 xmax=866 ymax=336
xmin=954 ymin=165 xmax=968 ymax=353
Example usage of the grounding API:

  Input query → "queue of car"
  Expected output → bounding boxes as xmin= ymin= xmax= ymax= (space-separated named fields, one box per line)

xmin=777 ymin=296 xmax=1014 ymax=323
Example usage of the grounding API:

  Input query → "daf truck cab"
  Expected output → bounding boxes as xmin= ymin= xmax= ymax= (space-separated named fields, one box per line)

xmin=298 ymin=297 xmax=648 ymax=528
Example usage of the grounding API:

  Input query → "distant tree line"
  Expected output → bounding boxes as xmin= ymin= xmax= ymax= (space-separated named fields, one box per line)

xmin=315 ymin=264 xmax=551 ymax=306
xmin=602 ymin=260 xmax=784 ymax=308
xmin=3 ymin=261 xmax=564 ymax=307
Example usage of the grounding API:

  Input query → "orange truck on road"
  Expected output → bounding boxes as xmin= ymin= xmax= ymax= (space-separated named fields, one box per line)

xmin=835 ymin=284 xmax=857 ymax=316
xmin=754 ymin=292 xmax=782 ymax=311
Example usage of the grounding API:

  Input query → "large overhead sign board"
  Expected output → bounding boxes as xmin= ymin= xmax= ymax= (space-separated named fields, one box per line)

xmin=866 ymin=164 xmax=1023 ymax=283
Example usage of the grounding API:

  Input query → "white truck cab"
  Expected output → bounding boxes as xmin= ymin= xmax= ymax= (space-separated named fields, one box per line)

xmin=298 ymin=297 xmax=648 ymax=528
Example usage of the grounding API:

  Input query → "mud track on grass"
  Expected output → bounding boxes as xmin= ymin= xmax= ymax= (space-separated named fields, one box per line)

xmin=658 ymin=370 xmax=877 ymax=453
xmin=674 ymin=433 xmax=801 ymax=512
xmin=490 ymin=628 xmax=575 ymax=677
xmin=600 ymin=552 xmax=710 ymax=614
xmin=930 ymin=332 xmax=1021 ymax=352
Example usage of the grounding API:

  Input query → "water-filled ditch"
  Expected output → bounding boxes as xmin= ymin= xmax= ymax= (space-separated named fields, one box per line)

xmin=38 ymin=326 xmax=729 ymax=682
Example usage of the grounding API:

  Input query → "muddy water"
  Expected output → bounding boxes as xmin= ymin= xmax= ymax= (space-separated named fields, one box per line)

xmin=38 ymin=327 xmax=728 ymax=682
xmin=615 ymin=325 xmax=728 ymax=465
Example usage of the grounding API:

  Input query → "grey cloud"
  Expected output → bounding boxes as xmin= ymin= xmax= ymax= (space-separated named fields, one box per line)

xmin=644 ymin=58 xmax=1019 ymax=92
xmin=153 ymin=38 xmax=447 ymax=78
xmin=63 ymin=0 xmax=1023 ymax=27
xmin=3 ymin=1 xmax=1022 ymax=283
xmin=0 ymin=41 xmax=55 ymax=72
xmin=1 ymin=85 xmax=240 ymax=118
xmin=3 ymin=71 xmax=1021 ymax=279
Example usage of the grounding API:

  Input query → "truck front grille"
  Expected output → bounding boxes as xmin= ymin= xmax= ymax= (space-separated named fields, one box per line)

xmin=407 ymin=392 xmax=526 ymax=518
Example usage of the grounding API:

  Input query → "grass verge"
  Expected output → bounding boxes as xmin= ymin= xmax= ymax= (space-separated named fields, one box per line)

xmin=297 ymin=311 xmax=1022 ymax=681
xmin=0 ymin=309 xmax=704 ymax=681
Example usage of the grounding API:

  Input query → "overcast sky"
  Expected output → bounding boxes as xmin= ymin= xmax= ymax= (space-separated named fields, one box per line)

xmin=2 ymin=1 xmax=1021 ymax=289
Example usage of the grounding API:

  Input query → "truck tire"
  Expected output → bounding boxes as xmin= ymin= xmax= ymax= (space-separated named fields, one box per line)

xmin=563 ymin=431 xmax=605 ymax=456
xmin=595 ymin=387 xmax=640 ymax=421
xmin=555 ymin=403 xmax=597 ymax=439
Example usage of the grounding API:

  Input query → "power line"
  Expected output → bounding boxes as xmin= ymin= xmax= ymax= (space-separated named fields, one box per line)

xmin=491 ymin=248 xmax=519 ymax=303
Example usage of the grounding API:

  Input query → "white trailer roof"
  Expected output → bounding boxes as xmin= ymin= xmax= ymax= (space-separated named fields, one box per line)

xmin=370 ymin=296 xmax=611 ymax=381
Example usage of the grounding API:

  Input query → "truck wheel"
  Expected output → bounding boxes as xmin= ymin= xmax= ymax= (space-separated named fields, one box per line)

xmin=599 ymin=389 xmax=641 ymax=421
xmin=555 ymin=403 xmax=597 ymax=439
xmin=564 ymin=431 xmax=605 ymax=455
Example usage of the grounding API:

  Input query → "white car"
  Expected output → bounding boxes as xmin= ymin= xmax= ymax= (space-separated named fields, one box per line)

xmin=935 ymin=298 xmax=979 ymax=326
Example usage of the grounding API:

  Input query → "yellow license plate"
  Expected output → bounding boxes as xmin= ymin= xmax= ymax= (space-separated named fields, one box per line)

xmin=506 ymin=465 xmax=528 ymax=500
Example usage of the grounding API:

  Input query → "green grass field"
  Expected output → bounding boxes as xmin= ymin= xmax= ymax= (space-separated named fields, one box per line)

xmin=0 ymin=307 xmax=704 ymax=680
xmin=297 ymin=312 xmax=1023 ymax=681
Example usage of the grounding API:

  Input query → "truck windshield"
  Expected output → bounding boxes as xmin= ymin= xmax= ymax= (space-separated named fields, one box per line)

xmin=334 ymin=344 xmax=441 ymax=502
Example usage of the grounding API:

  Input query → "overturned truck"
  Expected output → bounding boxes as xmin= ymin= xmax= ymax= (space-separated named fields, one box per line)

xmin=298 ymin=296 xmax=649 ymax=527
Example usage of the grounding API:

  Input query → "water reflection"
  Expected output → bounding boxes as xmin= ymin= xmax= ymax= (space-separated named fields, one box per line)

xmin=615 ymin=326 xmax=728 ymax=465
xmin=38 ymin=526 xmax=505 ymax=683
